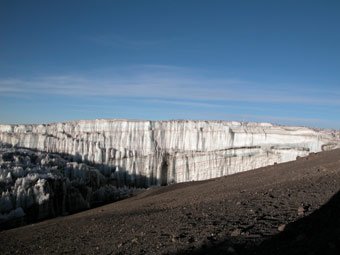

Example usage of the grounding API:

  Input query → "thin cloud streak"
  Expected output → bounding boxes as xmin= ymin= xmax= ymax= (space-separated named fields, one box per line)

xmin=1 ymin=66 xmax=339 ymax=107
xmin=134 ymin=99 xmax=225 ymax=108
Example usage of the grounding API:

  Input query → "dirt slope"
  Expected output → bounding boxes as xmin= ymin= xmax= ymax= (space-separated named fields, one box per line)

xmin=1 ymin=149 xmax=340 ymax=255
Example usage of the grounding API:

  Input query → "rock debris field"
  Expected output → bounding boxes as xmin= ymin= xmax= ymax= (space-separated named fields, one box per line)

xmin=1 ymin=149 xmax=340 ymax=255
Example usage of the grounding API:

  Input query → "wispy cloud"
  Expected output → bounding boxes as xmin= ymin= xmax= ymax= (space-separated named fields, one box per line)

xmin=1 ymin=65 xmax=339 ymax=108
xmin=134 ymin=99 xmax=225 ymax=108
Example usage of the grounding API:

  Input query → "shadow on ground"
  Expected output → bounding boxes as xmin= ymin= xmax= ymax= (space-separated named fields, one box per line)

xmin=176 ymin=189 xmax=340 ymax=255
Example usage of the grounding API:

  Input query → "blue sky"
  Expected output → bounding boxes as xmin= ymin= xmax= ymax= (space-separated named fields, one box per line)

xmin=0 ymin=0 xmax=339 ymax=128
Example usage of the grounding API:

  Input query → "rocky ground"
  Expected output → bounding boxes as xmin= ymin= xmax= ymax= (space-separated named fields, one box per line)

xmin=1 ymin=149 xmax=340 ymax=255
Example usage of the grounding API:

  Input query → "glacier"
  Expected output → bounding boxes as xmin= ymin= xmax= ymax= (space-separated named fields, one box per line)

xmin=0 ymin=119 xmax=339 ymax=228
xmin=1 ymin=119 xmax=340 ymax=186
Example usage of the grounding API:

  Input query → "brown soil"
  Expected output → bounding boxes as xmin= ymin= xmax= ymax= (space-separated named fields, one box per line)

xmin=1 ymin=149 xmax=340 ymax=255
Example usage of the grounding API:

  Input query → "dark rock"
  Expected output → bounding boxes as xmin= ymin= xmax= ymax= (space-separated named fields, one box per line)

xmin=231 ymin=229 xmax=242 ymax=237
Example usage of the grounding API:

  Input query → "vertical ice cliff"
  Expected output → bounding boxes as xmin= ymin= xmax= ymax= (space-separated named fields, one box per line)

xmin=1 ymin=119 xmax=339 ymax=187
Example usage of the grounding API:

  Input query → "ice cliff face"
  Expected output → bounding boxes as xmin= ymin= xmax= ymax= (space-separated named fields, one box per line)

xmin=1 ymin=119 xmax=339 ymax=187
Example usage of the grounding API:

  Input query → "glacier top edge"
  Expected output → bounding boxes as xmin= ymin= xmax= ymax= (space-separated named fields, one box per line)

xmin=0 ymin=118 xmax=335 ymax=130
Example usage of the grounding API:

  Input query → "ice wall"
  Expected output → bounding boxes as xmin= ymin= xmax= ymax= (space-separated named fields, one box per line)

xmin=1 ymin=119 xmax=339 ymax=187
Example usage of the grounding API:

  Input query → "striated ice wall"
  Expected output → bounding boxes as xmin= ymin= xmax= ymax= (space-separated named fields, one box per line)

xmin=1 ymin=119 xmax=339 ymax=187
